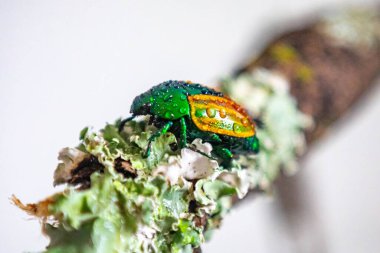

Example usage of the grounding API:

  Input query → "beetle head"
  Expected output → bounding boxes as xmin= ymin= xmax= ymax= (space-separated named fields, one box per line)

xmin=240 ymin=135 xmax=260 ymax=154
xmin=130 ymin=92 xmax=152 ymax=115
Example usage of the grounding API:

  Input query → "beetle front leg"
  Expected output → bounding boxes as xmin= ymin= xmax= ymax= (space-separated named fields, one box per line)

xmin=144 ymin=121 xmax=173 ymax=158
xmin=185 ymin=145 xmax=218 ymax=161
xmin=179 ymin=117 xmax=187 ymax=149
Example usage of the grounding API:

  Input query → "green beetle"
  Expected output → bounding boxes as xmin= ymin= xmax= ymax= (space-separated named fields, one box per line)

xmin=119 ymin=80 xmax=259 ymax=161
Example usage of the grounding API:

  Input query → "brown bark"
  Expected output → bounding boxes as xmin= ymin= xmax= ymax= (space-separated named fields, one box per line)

xmin=229 ymin=18 xmax=379 ymax=253
xmin=242 ymin=27 xmax=380 ymax=143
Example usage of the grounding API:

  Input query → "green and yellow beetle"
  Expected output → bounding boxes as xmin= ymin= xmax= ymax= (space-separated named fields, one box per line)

xmin=119 ymin=80 xmax=259 ymax=161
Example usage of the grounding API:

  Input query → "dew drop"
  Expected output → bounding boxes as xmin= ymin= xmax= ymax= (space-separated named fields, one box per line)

xmin=165 ymin=111 xmax=173 ymax=119
xmin=179 ymin=107 xmax=187 ymax=114
xmin=233 ymin=123 xmax=242 ymax=133
xmin=206 ymin=108 xmax=216 ymax=118
xmin=166 ymin=95 xmax=174 ymax=102
xmin=195 ymin=109 xmax=204 ymax=118
xmin=219 ymin=108 xmax=227 ymax=118
xmin=241 ymin=118 xmax=249 ymax=126
xmin=180 ymin=94 xmax=187 ymax=100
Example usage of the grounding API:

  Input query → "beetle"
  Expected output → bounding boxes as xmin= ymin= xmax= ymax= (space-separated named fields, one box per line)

xmin=119 ymin=80 xmax=259 ymax=161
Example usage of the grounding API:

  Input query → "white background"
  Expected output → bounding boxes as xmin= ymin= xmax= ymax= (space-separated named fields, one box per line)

xmin=1 ymin=1 xmax=379 ymax=252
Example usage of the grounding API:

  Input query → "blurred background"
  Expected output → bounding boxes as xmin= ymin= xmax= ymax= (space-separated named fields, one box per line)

xmin=0 ymin=1 xmax=379 ymax=252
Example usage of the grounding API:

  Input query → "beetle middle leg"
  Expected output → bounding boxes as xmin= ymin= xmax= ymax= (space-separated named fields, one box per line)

xmin=213 ymin=147 xmax=233 ymax=161
xmin=144 ymin=121 xmax=173 ymax=158
xmin=209 ymin=134 xmax=222 ymax=143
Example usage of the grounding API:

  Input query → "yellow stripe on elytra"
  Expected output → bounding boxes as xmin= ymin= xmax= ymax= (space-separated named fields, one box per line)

xmin=188 ymin=94 xmax=255 ymax=138
xmin=196 ymin=114 xmax=254 ymax=138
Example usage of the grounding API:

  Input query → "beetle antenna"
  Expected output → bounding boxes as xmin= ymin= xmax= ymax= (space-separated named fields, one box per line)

xmin=118 ymin=116 xmax=136 ymax=132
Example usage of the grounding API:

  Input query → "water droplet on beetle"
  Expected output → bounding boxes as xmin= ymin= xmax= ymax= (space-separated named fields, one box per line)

xmin=233 ymin=123 xmax=242 ymax=133
xmin=195 ymin=109 xmax=204 ymax=118
xmin=165 ymin=111 xmax=173 ymax=118
xmin=164 ymin=94 xmax=173 ymax=101
xmin=219 ymin=108 xmax=227 ymax=118
xmin=206 ymin=108 xmax=216 ymax=118
xmin=179 ymin=107 xmax=187 ymax=114
xmin=241 ymin=118 xmax=249 ymax=126
xmin=180 ymin=94 xmax=187 ymax=100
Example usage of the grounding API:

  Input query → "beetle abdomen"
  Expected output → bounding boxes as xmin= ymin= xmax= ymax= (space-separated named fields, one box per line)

xmin=188 ymin=94 xmax=256 ymax=138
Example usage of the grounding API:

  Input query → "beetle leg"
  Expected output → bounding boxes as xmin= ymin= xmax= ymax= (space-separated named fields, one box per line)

xmin=185 ymin=145 xmax=218 ymax=161
xmin=144 ymin=121 xmax=173 ymax=158
xmin=209 ymin=134 xmax=222 ymax=143
xmin=213 ymin=147 xmax=233 ymax=161
xmin=179 ymin=117 xmax=187 ymax=149
xmin=118 ymin=116 xmax=136 ymax=132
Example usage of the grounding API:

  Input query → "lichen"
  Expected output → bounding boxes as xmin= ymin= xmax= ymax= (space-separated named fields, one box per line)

xmin=318 ymin=8 xmax=380 ymax=49
xmin=270 ymin=43 xmax=299 ymax=63
xmin=221 ymin=68 xmax=312 ymax=190
xmin=15 ymin=72 xmax=310 ymax=252
xmin=269 ymin=43 xmax=315 ymax=84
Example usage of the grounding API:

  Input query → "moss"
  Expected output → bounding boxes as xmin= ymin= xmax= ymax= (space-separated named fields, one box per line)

xmin=270 ymin=43 xmax=299 ymax=63
xmin=296 ymin=64 xmax=314 ymax=83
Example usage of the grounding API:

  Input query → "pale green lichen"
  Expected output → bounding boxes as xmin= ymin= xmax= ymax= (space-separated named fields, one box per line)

xmin=221 ymin=68 xmax=312 ymax=190
xmin=43 ymin=119 xmax=245 ymax=253
xmin=270 ymin=43 xmax=299 ymax=63
xmin=20 ymin=71 xmax=310 ymax=252
xmin=270 ymin=43 xmax=314 ymax=84
xmin=319 ymin=8 xmax=380 ymax=48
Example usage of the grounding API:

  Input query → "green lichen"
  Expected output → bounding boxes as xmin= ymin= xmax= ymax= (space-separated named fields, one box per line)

xmin=295 ymin=64 xmax=314 ymax=83
xmin=221 ymin=68 xmax=312 ymax=189
xmin=270 ymin=43 xmax=299 ymax=63
xmin=270 ymin=43 xmax=314 ymax=84
xmin=319 ymin=8 xmax=380 ymax=48
xmin=40 ymin=118 xmax=248 ymax=253
xmin=19 ymin=71 xmax=310 ymax=252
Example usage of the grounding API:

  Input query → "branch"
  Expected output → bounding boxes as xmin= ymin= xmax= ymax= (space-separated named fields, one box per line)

xmin=243 ymin=16 xmax=380 ymax=143
xmin=229 ymin=8 xmax=379 ymax=252
xmin=12 ymin=8 xmax=379 ymax=253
